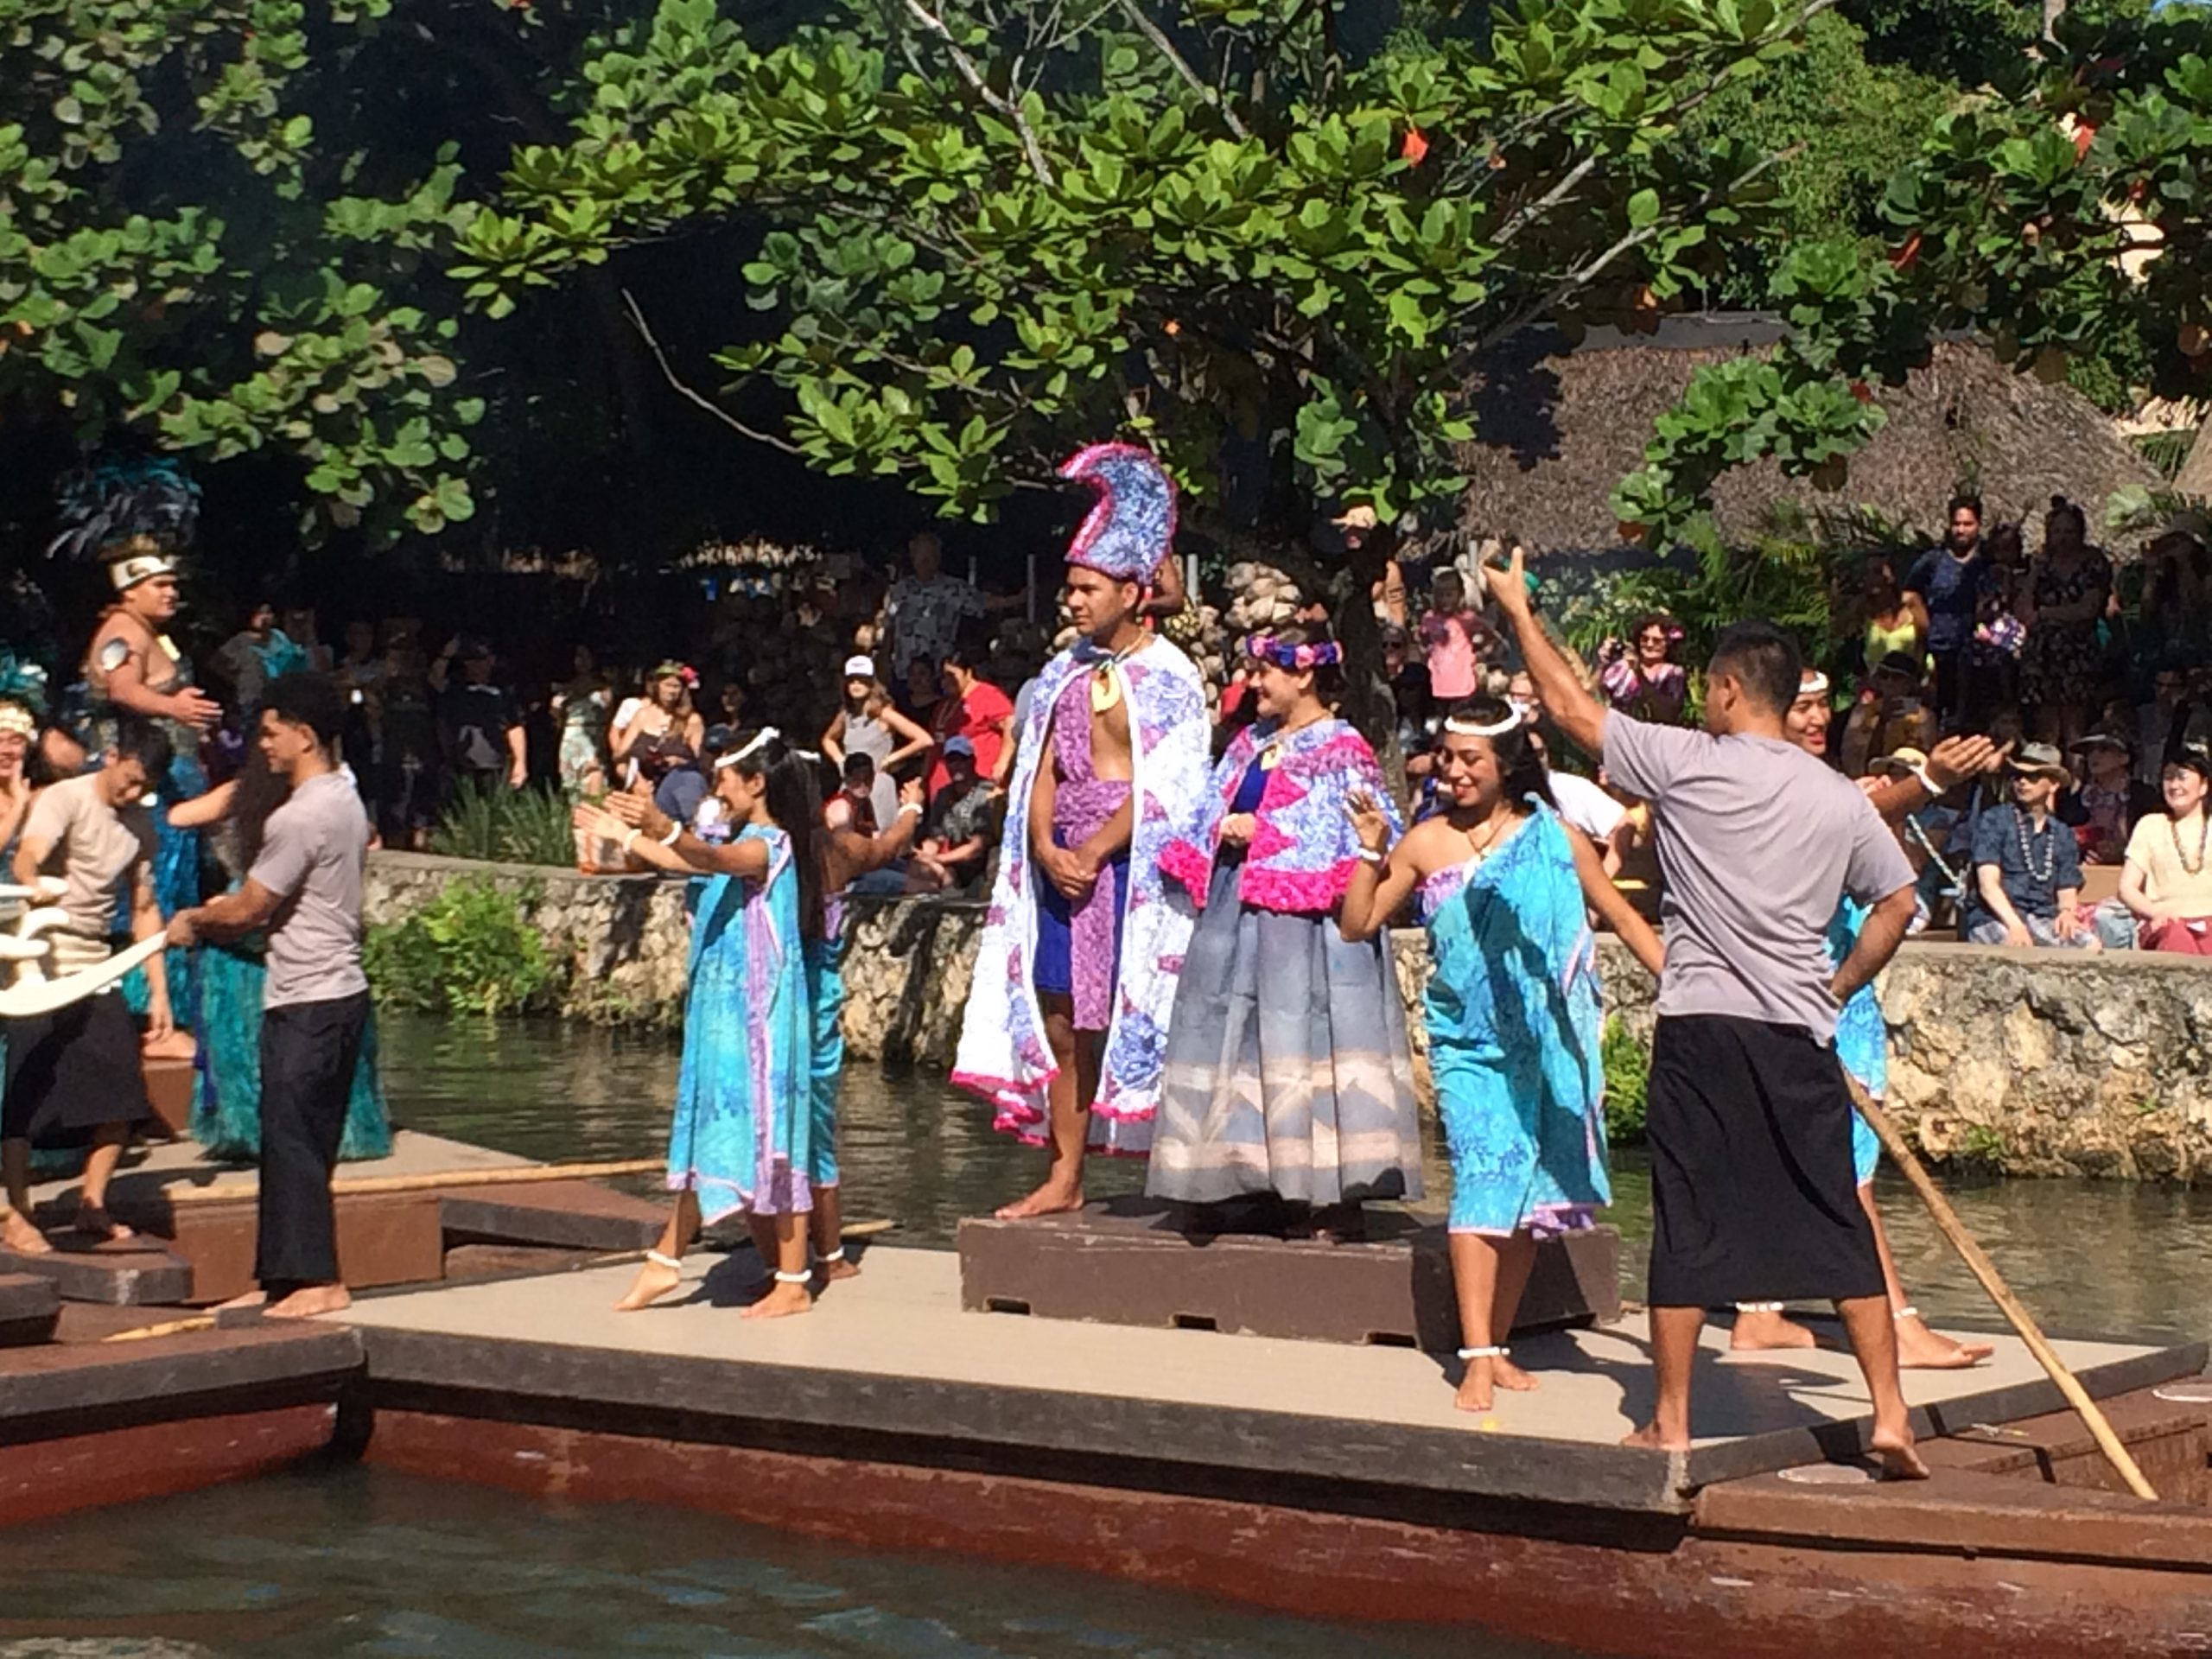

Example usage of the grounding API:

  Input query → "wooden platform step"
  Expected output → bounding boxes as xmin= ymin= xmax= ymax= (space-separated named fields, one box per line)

xmin=0 ymin=1244 xmax=194 ymax=1306
xmin=957 ymin=1198 xmax=1620 ymax=1349
xmin=0 ymin=1274 xmax=60 ymax=1346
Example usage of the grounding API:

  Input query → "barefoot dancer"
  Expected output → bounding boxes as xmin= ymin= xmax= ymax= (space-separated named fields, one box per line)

xmin=4 ymin=720 xmax=174 ymax=1253
xmin=1485 ymin=549 xmax=1930 ymax=1477
xmin=808 ymin=775 xmax=928 ymax=1282
xmin=580 ymin=731 xmax=825 ymax=1317
xmin=168 ymin=676 xmax=369 ymax=1320
xmin=1149 ymin=625 xmax=1422 ymax=1240
xmin=1339 ymin=698 xmax=1664 ymax=1412
xmin=953 ymin=444 xmax=1210 ymax=1218
xmin=1730 ymin=678 xmax=1996 ymax=1370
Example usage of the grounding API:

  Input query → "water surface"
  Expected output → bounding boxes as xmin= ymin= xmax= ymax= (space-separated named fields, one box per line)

xmin=0 ymin=1469 xmax=1563 ymax=1658
xmin=381 ymin=1011 xmax=2212 ymax=1344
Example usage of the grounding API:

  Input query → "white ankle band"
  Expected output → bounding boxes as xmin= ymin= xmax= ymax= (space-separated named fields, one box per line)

xmin=1892 ymin=1304 xmax=1919 ymax=1321
xmin=646 ymin=1249 xmax=683 ymax=1271
xmin=773 ymin=1268 xmax=811 ymax=1285
xmin=1736 ymin=1301 xmax=1785 ymax=1314
xmin=821 ymin=1247 xmax=846 ymax=1263
xmin=1457 ymin=1345 xmax=1508 ymax=1360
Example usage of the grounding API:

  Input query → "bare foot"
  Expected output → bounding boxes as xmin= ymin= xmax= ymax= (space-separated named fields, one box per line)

xmin=1731 ymin=1308 xmax=1818 ymax=1351
xmin=741 ymin=1280 xmax=814 ymax=1320
xmin=265 ymin=1282 xmax=352 ymax=1319
xmin=1896 ymin=1313 xmax=1994 ymax=1370
xmin=1622 ymin=1421 xmax=1690 ymax=1452
xmin=995 ymin=1180 xmax=1084 ymax=1221
xmin=0 ymin=1210 xmax=53 ymax=1256
xmin=1870 ymin=1424 xmax=1931 ymax=1480
xmin=1453 ymin=1356 xmax=1539 ymax=1414
xmin=72 ymin=1204 xmax=136 ymax=1243
xmin=820 ymin=1256 xmax=861 ymax=1284
xmin=613 ymin=1257 xmax=683 ymax=1312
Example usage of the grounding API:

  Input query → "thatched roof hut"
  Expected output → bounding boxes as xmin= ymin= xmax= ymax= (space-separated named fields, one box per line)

xmin=1459 ymin=316 xmax=2163 ymax=556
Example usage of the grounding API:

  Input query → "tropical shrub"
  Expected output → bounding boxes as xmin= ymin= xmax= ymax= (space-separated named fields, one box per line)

xmin=1601 ymin=1014 xmax=1650 ymax=1146
xmin=430 ymin=779 xmax=578 ymax=868
xmin=365 ymin=876 xmax=557 ymax=1016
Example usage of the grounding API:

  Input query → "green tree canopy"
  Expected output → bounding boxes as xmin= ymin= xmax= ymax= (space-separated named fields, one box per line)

xmin=454 ymin=0 xmax=1850 ymax=542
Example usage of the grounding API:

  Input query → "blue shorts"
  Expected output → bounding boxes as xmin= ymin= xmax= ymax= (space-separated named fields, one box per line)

xmin=1033 ymin=849 xmax=1129 ymax=1013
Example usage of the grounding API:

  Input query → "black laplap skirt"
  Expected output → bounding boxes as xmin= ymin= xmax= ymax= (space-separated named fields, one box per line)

xmin=1643 ymin=1013 xmax=1882 ymax=1307
xmin=3 ymin=993 xmax=155 ymax=1146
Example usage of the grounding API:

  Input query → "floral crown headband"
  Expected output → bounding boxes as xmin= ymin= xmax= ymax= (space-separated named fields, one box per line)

xmin=1246 ymin=634 xmax=1342 ymax=671
xmin=651 ymin=660 xmax=698 ymax=687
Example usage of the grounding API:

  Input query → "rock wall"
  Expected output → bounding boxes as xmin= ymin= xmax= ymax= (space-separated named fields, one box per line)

xmin=365 ymin=855 xmax=2212 ymax=1181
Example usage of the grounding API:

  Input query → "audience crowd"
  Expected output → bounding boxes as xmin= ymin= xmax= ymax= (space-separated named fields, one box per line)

xmin=15 ymin=492 xmax=2200 ymax=960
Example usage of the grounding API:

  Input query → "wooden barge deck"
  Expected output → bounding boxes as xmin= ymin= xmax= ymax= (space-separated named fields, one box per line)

xmin=0 ymin=1148 xmax=2208 ymax=1656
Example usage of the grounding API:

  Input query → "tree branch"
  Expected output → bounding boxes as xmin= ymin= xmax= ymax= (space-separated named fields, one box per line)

xmin=620 ymin=289 xmax=805 ymax=456
xmin=901 ymin=0 xmax=1058 ymax=186
xmin=1117 ymin=0 xmax=1249 ymax=138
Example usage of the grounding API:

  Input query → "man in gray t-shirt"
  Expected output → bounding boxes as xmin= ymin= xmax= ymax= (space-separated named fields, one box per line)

xmin=172 ymin=673 xmax=369 ymax=1320
xmin=1484 ymin=549 xmax=1926 ymax=1480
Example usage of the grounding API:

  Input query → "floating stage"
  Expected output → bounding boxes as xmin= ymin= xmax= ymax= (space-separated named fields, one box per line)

xmin=1 ymin=1175 xmax=2210 ymax=1656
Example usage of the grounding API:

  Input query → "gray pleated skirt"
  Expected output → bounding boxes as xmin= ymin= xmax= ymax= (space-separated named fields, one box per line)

xmin=1147 ymin=863 xmax=1422 ymax=1206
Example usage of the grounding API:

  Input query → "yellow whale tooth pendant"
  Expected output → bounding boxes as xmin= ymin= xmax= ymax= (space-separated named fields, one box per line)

xmin=1090 ymin=665 xmax=1122 ymax=713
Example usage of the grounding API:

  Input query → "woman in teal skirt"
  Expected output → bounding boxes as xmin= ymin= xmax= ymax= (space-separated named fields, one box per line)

xmin=575 ymin=730 xmax=826 ymax=1319
xmin=1342 ymin=697 xmax=1664 ymax=1413
xmin=168 ymin=753 xmax=391 ymax=1164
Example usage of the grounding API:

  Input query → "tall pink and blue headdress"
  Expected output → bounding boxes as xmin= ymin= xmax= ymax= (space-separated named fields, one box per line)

xmin=1059 ymin=442 xmax=1177 ymax=583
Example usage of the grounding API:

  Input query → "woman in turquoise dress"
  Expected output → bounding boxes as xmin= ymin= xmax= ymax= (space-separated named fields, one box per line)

xmin=168 ymin=754 xmax=392 ymax=1165
xmin=574 ymin=729 xmax=826 ymax=1319
xmin=1342 ymin=697 xmax=1663 ymax=1413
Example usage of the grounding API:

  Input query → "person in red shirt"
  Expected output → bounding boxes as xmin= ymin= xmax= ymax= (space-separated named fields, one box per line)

xmin=928 ymin=638 xmax=1014 ymax=796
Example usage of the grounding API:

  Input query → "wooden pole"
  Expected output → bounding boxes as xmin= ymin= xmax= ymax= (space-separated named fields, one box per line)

xmin=1851 ymin=1081 xmax=2159 ymax=1500
xmin=160 ymin=1158 xmax=668 ymax=1205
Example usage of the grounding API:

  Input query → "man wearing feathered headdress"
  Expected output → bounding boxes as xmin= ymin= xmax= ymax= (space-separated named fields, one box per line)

xmin=953 ymin=443 xmax=1211 ymax=1217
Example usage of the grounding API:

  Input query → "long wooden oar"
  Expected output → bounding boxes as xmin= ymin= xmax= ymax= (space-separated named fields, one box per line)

xmin=1850 ymin=1080 xmax=2158 ymax=1500
xmin=159 ymin=1158 xmax=667 ymax=1205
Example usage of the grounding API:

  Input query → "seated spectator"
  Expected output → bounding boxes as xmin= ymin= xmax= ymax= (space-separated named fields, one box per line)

xmin=926 ymin=637 xmax=1014 ymax=796
xmin=1597 ymin=612 xmax=1687 ymax=724
xmin=2061 ymin=728 xmax=2160 ymax=867
xmin=906 ymin=735 xmax=998 ymax=894
xmin=1839 ymin=651 xmax=1937 ymax=778
xmin=1866 ymin=747 xmax=1963 ymax=930
xmin=826 ymin=753 xmax=880 ymax=838
xmin=2118 ymin=743 xmax=2212 ymax=956
xmin=1964 ymin=744 xmax=2101 ymax=951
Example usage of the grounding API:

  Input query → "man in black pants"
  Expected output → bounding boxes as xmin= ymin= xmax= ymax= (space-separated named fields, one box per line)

xmin=171 ymin=673 xmax=370 ymax=1319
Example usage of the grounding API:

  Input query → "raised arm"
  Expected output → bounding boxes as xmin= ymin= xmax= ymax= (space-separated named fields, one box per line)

xmin=594 ymin=792 xmax=769 ymax=880
xmin=167 ymin=778 xmax=239 ymax=831
xmin=1566 ymin=820 xmax=1663 ymax=978
xmin=1338 ymin=791 xmax=1426 ymax=943
xmin=1482 ymin=546 xmax=1606 ymax=756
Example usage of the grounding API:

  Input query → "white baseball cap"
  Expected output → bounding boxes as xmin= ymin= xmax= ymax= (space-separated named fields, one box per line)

xmin=842 ymin=655 xmax=875 ymax=678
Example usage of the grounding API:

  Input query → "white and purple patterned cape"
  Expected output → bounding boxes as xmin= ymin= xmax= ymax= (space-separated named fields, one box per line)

xmin=951 ymin=632 xmax=1211 ymax=1154
xmin=1160 ymin=716 xmax=1399 ymax=915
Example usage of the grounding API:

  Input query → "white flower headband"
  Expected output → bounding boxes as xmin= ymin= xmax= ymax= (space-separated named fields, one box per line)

xmin=716 ymin=727 xmax=780 ymax=770
xmin=1441 ymin=709 xmax=1522 ymax=739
